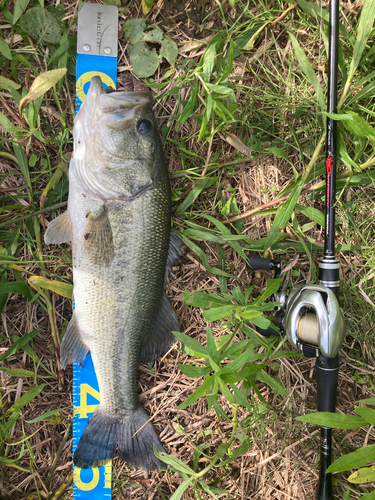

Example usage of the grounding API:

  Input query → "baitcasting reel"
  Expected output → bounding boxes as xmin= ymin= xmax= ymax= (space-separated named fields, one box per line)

xmin=247 ymin=255 xmax=345 ymax=359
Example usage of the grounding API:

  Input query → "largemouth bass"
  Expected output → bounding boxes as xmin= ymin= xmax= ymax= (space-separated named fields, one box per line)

xmin=44 ymin=76 xmax=180 ymax=470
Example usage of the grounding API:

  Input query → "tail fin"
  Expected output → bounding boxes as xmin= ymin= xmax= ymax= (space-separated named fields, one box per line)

xmin=74 ymin=406 xmax=166 ymax=471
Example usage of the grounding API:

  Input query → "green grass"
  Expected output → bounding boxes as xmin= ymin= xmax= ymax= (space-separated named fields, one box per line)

xmin=1 ymin=0 xmax=375 ymax=499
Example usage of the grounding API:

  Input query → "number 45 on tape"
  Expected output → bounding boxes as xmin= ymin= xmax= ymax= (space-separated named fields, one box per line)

xmin=73 ymin=3 xmax=118 ymax=498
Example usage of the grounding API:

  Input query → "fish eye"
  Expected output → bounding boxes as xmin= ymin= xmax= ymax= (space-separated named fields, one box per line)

xmin=137 ymin=119 xmax=152 ymax=135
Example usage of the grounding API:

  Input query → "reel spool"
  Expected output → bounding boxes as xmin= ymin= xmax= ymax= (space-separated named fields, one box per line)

xmin=284 ymin=284 xmax=345 ymax=358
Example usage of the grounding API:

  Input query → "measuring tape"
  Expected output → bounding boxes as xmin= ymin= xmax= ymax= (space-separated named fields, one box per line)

xmin=73 ymin=4 xmax=118 ymax=498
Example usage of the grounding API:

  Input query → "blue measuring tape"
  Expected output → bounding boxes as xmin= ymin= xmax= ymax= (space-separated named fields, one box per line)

xmin=73 ymin=4 xmax=118 ymax=498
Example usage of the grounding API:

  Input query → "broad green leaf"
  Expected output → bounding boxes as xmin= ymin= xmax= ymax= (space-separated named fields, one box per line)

xmin=203 ymin=304 xmax=236 ymax=322
xmin=202 ymin=214 xmax=248 ymax=262
xmin=239 ymin=309 xmax=262 ymax=321
xmin=182 ymin=291 xmax=232 ymax=309
xmin=296 ymin=205 xmax=325 ymax=227
xmin=173 ymin=330 xmax=208 ymax=357
xmin=160 ymin=36 xmax=178 ymax=66
xmin=257 ymin=278 xmax=282 ymax=303
xmin=19 ymin=68 xmax=67 ymax=114
xmin=243 ymin=21 xmax=270 ymax=50
xmin=201 ymin=35 xmax=220 ymax=83
xmin=19 ymin=7 xmax=63 ymax=45
xmin=206 ymin=374 xmax=219 ymax=409
xmin=218 ymin=40 xmax=234 ymax=84
xmin=0 ymin=281 xmax=32 ymax=300
xmin=355 ymin=406 xmax=375 ymax=426
xmin=349 ymin=467 xmax=375 ymax=485
xmin=0 ymin=36 xmax=12 ymax=60
xmin=268 ymin=146 xmax=288 ymax=161
xmin=263 ymin=183 xmax=303 ymax=250
xmin=230 ymin=384 xmax=251 ymax=410
xmin=4 ymin=384 xmax=44 ymax=417
xmin=359 ymin=490 xmax=375 ymax=500
xmin=0 ymin=331 xmax=39 ymax=362
xmin=256 ymin=369 xmax=287 ymax=397
xmin=358 ymin=398 xmax=375 ymax=405
xmin=346 ymin=0 xmax=375 ymax=90
xmin=13 ymin=0 xmax=30 ymax=24
xmin=177 ymin=177 xmax=217 ymax=213
xmin=329 ymin=111 xmax=375 ymax=148
xmin=154 ymin=446 xmax=196 ymax=475
xmin=328 ymin=445 xmax=375 ymax=473
xmin=0 ymin=76 xmax=20 ymax=91
xmin=47 ymin=38 xmax=73 ymax=67
xmin=233 ymin=25 xmax=259 ymax=58
xmin=217 ymin=437 xmax=252 ymax=466
xmin=221 ymin=349 xmax=254 ymax=375
xmin=141 ymin=0 xmax=153 ymax=14
xmin=206 ymin=327 xmax=219 ymax=364
xmin=0 ymin=272 xmax=8 ymax=316
xmin=176 ymin=375 xmax=214 ymax=410
xmin=289 ymin=33 xmax=325 ymax=113
xmin=296 ymin=412 xmax=367 ymax=429
xmin=124 ymin=19 xmax=177 ymax=78
xmin=217 ymin=377 xmax=236 ymax=404
xmin=28 ymin=276 xmax=72 ymax=299
xmin=181 ymin=235 xmax=234 ymax=278
xmin=124 ymin=19 xmax=147 ymax=40
xmin=231 ymin=286 xmax=245 ymax=306
xmin=170 ymin=479 xmax=194 ymax=500
xmin=0 ymin=367 xmax=36 ymax=377
xmin=179 ymin=81 xmax=199 ymax=126
xmin=137 ymin=27 xmax=163 ymax=43
xmin=179 ymin=364 xmax=210 ymax=378
xmin=251 ymin=315 xmax=273 ymax=330
xmin=204 ymin=82 xmax=235 ymax=97
xmin=0 ymin=111 xmax=20 ymax=134
xmin=25 ymin=407 xmax=70 ymax=423
xmin=347 ymin=79 xmax=375 ymax=106
xmin=13 ymin=144 xmax=31 ymax=190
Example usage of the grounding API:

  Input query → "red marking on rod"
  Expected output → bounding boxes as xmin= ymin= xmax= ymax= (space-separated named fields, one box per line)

xmin=326 ymin=158 xmax=333 ymax=207
xmin=326 ymin=157 xmax=332 ymax=175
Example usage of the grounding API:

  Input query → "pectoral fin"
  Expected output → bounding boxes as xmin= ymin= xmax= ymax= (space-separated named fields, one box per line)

xmin=44 ymin=211 xmax=72 ymax=244
xmin=84 ymin=207 xmax=114 ymax=266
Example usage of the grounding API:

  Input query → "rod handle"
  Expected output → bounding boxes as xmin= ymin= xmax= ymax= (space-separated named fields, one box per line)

xmin=316 ymin=355 xmax=339 ymax=500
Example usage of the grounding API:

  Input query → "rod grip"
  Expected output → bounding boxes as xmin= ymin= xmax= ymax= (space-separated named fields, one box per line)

xmin=316 ymin=355 xmax=339 ymax=413
xmin=316 ymin=355 xmax=339 ymax=500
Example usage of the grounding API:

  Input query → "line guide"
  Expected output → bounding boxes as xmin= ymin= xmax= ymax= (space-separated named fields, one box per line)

xmin=73 ymin=3 xmax=118 ymax=498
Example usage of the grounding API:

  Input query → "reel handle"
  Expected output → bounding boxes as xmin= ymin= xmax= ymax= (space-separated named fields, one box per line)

xmin=246 ymin=255 xmax=281 ymax=278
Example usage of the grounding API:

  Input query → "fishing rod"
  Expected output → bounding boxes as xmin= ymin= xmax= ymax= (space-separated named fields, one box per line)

xmin=247 ymin=1 xmax=345 ymax=498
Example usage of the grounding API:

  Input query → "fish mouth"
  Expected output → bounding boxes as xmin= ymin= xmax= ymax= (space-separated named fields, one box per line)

xmin=99 ymin=108 xmax=137 ymax=130
xmin=99 ymin=92 xmax=153 ymax=114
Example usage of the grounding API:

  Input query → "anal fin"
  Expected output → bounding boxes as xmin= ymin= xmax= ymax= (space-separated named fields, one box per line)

xmin=60 ymin=315 xmax=89 ymax=369
xmin=140 ymin=294 xmax=179 ymax=364
xmin=166 ymin=228 xmax=183 ymax=276
xmin=44 ymin=211 xmax=72 ymax=244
